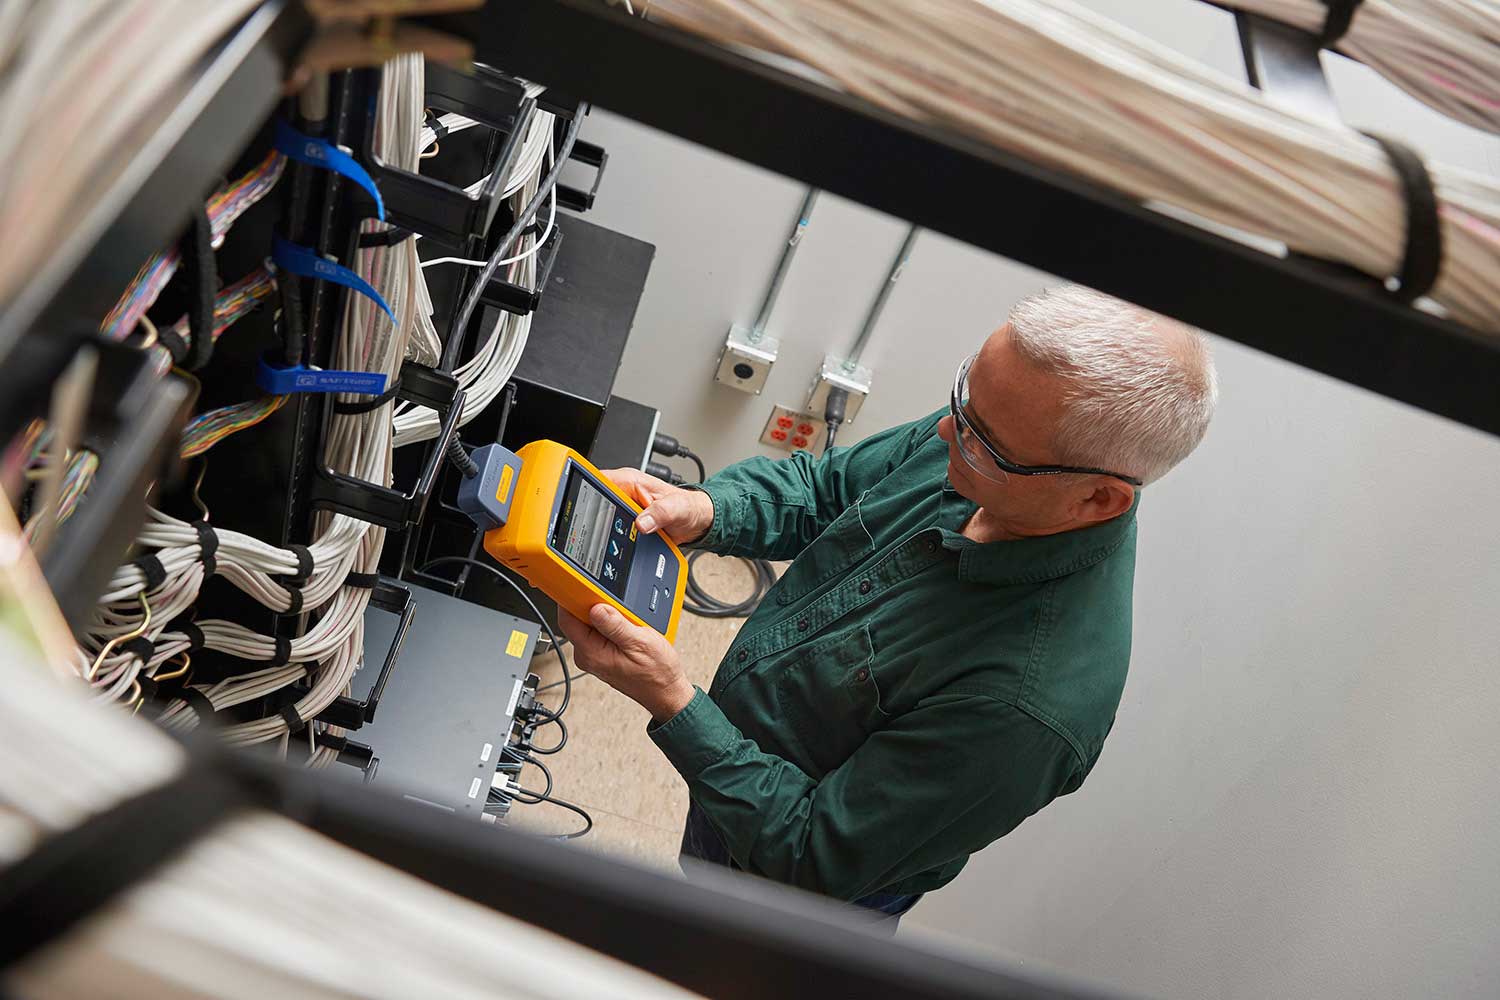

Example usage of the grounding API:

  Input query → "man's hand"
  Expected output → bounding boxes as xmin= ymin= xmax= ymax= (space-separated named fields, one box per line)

xmin=557 ymin=604 xmax=697 ymax=723
xmin=599 ymin=467 xmax=714 ymax=545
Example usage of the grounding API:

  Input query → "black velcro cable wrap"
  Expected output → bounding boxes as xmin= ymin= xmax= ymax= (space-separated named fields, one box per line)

xmin=180 ymin=687 xmax=217 ymax=724
xmin=333 ymin=381 xmax=400 ymax=414
xmin=269 ymin=636 xmax=293 ymax=668
xmin=156 ymin=324 xmax=190 ymax=365
xmin=1360 ymin=131 xmax=1443 ymax=304
xmin=283 ymin=588 xmax=303 ymax=617
xmin=168 ymin=616 xmax=205 ymax=652
xmin=281 ymin=543 xmax=314 ymax=586
xmin=344 ymin=572 xmax=379 ymax=590
xmin=136 ymin=675 xmax=159 ymax=701
xmin=192 ymin=520 xmax=218 ymax=577
xmin=1318 ymin=0 xmax=1364 ymax=47
xmin=179 ymin=204 xmax=218 ymax=372
xmin=132 ymin=554 xmax=167 ymax=592
xmin=120 ymin=636 xmax=155 ymax=663
xmin=279 ymin=704 xmax=306 ymax=735
xmin=0 ymin=755 xmax=251 ymax=970
xmin=426 ymin=109 xmax=450 ymax=142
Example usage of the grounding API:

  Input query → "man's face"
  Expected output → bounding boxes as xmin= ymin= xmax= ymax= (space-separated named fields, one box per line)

xmin=936 ymin=324 xmax=1131 ymax=537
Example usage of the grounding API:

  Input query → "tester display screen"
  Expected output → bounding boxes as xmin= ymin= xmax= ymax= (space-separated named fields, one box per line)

xmin=550 ymin=466 xmax=636 ymax=600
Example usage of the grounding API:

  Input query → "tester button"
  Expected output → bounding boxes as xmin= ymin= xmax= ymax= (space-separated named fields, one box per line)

xmin=650 ymin=588 xmax=660 ymax=613
xmin=656 ymin=554 xmax=666 ymax=579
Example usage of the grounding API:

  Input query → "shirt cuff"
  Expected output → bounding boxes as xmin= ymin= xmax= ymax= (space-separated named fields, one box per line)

xmin=682 ymin=482 xmax=738 ymax=552
xmin=647 ymin=687 xmax=740 ymax=778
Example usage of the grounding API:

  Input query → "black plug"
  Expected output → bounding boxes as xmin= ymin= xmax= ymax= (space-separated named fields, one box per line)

xmin=823 ymin=387 xmax=849 ymax=450
xmin=646 ymin=460 xmax=685 ymax=486
xmin=446 ymin=434 xmax=479 ymax=478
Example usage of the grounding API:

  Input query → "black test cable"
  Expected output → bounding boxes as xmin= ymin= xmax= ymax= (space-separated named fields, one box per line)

xmin=420 ymin=555 xmax=570 ymax=754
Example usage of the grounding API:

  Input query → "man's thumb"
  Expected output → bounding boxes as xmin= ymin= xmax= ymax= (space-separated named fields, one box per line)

xmin=635 ymin=495 xmax=687 ymax=535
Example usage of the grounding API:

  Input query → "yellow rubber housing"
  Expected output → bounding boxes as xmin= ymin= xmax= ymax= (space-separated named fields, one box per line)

xmin=482 ymin=440 xmax=687 ymax=643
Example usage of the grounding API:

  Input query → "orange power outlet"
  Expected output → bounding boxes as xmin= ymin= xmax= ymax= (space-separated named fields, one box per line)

xmin=771 ymin=429 xmax=788 ymax=441
xmin=791 ymin=435 xmax=809 ymax=448
xmin=776 ymin=415 xmax=794 ymax=429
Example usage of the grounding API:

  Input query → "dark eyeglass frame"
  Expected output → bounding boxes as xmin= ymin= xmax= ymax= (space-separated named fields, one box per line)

xmin=949 ymin=354 xmax=1144 ymax=487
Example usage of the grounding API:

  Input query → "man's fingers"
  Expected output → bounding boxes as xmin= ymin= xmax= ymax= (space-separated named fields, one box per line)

xmin=635 ymin=492 xmax=694 ymax=536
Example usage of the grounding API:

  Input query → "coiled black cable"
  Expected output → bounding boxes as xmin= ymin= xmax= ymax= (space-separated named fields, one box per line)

xmin=683 ymin=550 xmax=778 ymax=619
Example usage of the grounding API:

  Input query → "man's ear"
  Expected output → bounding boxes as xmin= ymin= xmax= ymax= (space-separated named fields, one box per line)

xmin=1075 ymin=480 xmax=1135 ymax=525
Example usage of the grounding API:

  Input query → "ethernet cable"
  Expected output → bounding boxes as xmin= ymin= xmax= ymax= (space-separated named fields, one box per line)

xmin=649 ymin=0 xmax=1500 ymax=335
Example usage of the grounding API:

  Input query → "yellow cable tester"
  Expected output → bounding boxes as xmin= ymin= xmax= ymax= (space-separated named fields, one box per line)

xmin=458 ymin=440 xmax=687 ymax=643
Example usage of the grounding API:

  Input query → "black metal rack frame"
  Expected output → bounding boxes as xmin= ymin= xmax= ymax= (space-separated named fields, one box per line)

xmin=418 ymin=0 xmax=1500 ymax=438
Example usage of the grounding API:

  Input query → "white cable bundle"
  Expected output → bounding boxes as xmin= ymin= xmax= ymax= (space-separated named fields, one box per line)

xmin=395 ymin=109 xmax=559 ymax=447
xmin=1230 ymin=0 xmax=1500 ymax=135
xmin=649 ymin=0 xmax=1500 ymax=335
xmin=0 ymin=647 xmax=697 ymax=999
xmin=0 ymin=0 xmax=261 ymax=303
xmin=74 ymin=56 xmax=431 ymax=758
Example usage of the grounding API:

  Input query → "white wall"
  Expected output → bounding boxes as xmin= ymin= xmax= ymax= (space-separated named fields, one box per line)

xmin=571 ymin=3 xmax=1500 ymax=997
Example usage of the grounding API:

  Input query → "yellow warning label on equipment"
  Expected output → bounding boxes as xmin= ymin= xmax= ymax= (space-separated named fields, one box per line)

xmin=496 ymin=464 xmax=515 ymax=504
xmin=505 ymin=629 xmax=528 ymax=658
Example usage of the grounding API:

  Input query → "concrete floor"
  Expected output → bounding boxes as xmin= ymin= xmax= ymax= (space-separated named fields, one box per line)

xmin=504 ymin=553 xmax=767 ymax=871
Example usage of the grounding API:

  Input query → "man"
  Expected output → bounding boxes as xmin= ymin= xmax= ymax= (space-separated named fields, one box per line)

xmin=557 ymin=284 xmax=1217 ymax=926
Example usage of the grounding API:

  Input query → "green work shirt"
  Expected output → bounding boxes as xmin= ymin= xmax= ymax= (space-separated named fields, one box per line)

xmin=649 ymin=409 xmax=1137 ymax=901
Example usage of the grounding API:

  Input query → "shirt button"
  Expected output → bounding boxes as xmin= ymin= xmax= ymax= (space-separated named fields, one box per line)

xmin=854 ymin=667 xmax=870 ymax=683
xmin=925 ymin=538 xmax=937 ymax=553
xmin=797 ymin=619 xmax=809 ymax=632
xmin=736 ymin=650 xmax=747 ymax=663
xmin=858 ymin=580 xmax=872 ymax=595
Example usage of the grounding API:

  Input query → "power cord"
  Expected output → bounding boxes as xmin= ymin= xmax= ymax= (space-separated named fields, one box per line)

xmin=822 ymin=386 xmax=849 ymax=451
xmin=684 ymin=550 xmax=778 ymax=619
xmin=651 ymin=432 xmax=706 ymax=484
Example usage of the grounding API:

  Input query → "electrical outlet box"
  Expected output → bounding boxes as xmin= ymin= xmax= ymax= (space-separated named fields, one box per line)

xmin=806 ymin=354 xmax=872 ymax=425
xmin=760 ymin=404 xmax=826 ymax=456
xmin=715 ymin=325 xmax=778 ymax=395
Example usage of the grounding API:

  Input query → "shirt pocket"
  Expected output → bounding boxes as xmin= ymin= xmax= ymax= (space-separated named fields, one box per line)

xmin=772 ymin=623 xmax=889 ymax=776
xmin=772 ymin=490 xmax=878 ymax=607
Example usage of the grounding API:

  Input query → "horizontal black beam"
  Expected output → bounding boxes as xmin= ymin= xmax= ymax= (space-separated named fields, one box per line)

xmin=426 ymin=0 xmax=1500 ymax=438
xmin=0 ymin=0 xmax=309 ymax=358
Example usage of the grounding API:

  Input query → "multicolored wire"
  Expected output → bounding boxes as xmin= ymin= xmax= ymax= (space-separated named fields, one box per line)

xmin=179 ymin=396 xmax=288 ymax=459
xmin=147 ymin=262 xmax=278 ymax=377
xmin=100 ymin=150 xmax=285 ymax=341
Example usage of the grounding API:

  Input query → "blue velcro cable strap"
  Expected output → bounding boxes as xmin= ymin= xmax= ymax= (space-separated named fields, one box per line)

xmin=272 ymin=236 xmax=394 ymax=323
xmin=273 ymin=119 xmax=385 ymax=222
xmin=255 ymin=355 xmax=388 ymax=396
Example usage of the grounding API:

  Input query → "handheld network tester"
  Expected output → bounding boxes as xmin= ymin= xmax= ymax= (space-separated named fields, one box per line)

xmin=458 ymin=440 xmax=687 ymax=642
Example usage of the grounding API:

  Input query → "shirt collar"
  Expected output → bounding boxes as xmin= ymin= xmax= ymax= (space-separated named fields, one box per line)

xmin=935 ymin=484 xmax=1139 ymax=586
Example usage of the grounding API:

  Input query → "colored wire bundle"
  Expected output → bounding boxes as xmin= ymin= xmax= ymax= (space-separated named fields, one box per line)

xmin=179 ymin=396 xmax=288 ymax=459
xmin=100 ymin=151 xmax=285 ymax=341
xmin=1226 ymin=1 xmax=1500 ymax=135
xmin=649 ymin=0 xmax=1500 ymax=335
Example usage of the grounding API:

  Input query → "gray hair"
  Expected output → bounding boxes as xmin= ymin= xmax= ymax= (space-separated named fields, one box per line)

xmin=1007 ymin=285 xmax=1217 ymax=484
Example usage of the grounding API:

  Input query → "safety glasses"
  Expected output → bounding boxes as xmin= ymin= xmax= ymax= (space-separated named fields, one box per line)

xmin=949 ymin=354 xmax=1144 ymax=487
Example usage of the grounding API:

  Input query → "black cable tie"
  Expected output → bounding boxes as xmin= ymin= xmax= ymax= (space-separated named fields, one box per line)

xmin=180 ymin=687 xmax=217 ymax=724
xmin=131 ymin=554 xmax=167 ymax=592
xmin=136 ymin=676 xmax=159 ymax=701
xmin=333 ymin=380 xmax=400 ymax=414
xmin=279 ymin=704 xmax=306 ymax=735
xmin=280 ymin=543 xmax=314 ymax=586
xmin=1318 ymin=0 xmax=1364 ymax=47
xmin=156 ymin=324 xmax=190 ymax=365
xmin=192 ymin=520 xmax=218 ymax=577
xmin=168 ymin=616 xmax=205 ymax=653
xmin=357 ymin=226 xmax=414 ymax=248
xmin=120 ymin=636 xmax=155 ymax=663
xmin=426 ymin=109 xmax=450 ymax=142
xmin=1360 ymin=131 xmax=1442 ymax=304
xmin=283 ymin=587 xmax=303 ymax=617
xmin=344 ymin=571 xmax=379 ymax=590
xmin=270 ymin=636 xmax=293 ymax=668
